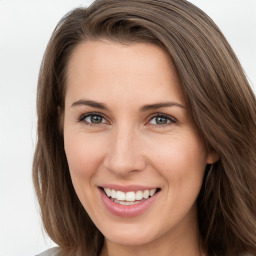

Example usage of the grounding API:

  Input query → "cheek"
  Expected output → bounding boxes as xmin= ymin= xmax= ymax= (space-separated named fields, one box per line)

xmin=63 ymin=131 xmax=107 ymax=212
xmin=149 ymin=135 xmax=207 ymax=220
xmin=148 ymin=133 xmax=207 ymax=190
xmin=151 ymin=134 xmax=206 ymax=167
xmin=63 ymin=130 xmax=108 ymax=205
xmin=64 ymin=131 xmax=104 ymax=176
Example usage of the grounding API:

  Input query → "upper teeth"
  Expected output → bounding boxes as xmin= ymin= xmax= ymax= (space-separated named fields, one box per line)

xmin=103 ymin=188 xmax=157 ymax=202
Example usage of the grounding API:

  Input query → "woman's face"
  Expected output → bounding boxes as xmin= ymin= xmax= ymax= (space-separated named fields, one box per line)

xmin=64 ymin=40 xmax=216 ymax=249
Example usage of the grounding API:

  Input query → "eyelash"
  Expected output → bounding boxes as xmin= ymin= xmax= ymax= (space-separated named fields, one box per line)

xmin=147 ymin=113 xmax=176 ymax=127
xmin=78 ymin=112 xmax=176 ymax=128
xmin=78 ymin=112 xmax=107 ymax=127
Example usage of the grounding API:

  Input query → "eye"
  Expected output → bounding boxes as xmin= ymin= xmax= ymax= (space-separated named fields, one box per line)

xmin=79 ymin=113 xmax=107 ymax=125
xmin=148 ymin=114 xmax=176 ymax=126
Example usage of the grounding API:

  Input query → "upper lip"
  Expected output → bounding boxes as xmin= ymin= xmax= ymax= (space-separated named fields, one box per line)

xmin=99 ymin=184 xmax=159 ymax=192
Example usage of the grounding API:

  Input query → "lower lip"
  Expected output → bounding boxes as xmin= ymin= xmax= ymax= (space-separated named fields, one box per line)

xmin=99 ymin=188 xmax=159 ymax=217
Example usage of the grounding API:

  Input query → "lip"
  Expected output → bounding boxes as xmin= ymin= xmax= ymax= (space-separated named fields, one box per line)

xmin=99 ymin=186 xmax=160 ymax=218
xmin=100 ymin=184 xmax=158 ymax=192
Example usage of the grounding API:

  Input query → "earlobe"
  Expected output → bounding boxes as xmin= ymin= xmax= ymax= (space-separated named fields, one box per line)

xmin=206 ymin=150 xmax=220 ymax=164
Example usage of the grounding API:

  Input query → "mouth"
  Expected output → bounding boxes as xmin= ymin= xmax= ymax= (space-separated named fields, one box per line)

xmin=100 ymin=187 xmax=161 ymax=206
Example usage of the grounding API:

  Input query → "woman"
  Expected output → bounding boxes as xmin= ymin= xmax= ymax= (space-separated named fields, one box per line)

xmin=34 ymin=0 xmax=256 ymax=255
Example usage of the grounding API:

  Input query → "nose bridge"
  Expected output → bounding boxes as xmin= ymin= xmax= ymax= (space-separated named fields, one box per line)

xmin=104 ymin=124 xmax=145 ymax=175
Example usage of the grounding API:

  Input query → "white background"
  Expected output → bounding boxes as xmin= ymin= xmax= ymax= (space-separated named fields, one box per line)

xmin=0 ymin=1 xmax=255 ymax=255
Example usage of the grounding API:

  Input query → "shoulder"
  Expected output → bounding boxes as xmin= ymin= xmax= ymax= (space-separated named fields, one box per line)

xmin=36 ymin=247 xmax=60 ymax=256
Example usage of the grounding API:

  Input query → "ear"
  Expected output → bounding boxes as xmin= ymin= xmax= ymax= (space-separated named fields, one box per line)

xmin=206 ymin=150 xmax=219 ymax=164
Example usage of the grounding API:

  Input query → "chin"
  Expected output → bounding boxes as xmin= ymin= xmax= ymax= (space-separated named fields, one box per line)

xmin=99 ymin=221 xmax=164 ymax=247
xmin=106 ymin=232 xmax=156 ymax=247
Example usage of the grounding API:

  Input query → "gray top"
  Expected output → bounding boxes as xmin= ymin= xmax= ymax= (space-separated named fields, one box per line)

xmin=36 ymin=247 xmax=60 ymax=256
xmin=36 ymin=247 xmax=255 ymax=256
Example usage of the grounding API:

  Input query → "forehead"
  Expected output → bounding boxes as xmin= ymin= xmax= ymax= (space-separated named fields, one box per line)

xmin=67 ymin=40 xmax=178 ymax=77
xmin=65 ymin=40 xmax=185 ymax=107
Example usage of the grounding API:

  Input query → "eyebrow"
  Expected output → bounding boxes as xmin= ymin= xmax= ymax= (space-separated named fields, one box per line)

xmin=71 ymin=100 xmax=109 ymax=110
xmin=71 ymin=99 xmax=185 ymax=111
xmin=140 ymin=102 xmax=185 ymax=111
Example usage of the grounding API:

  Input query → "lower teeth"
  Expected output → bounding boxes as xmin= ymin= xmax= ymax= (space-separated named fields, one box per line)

xmin=112 ymin=199 xmax=144 ymax=205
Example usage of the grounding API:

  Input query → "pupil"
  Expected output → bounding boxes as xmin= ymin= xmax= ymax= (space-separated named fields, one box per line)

xmin=156 ymin=116 xmax=167 ymax=124
xmin=91 ymin=115 xmax=102 ymax=123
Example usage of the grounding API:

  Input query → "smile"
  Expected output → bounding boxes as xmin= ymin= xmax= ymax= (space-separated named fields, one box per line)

xmin=99 ymin=186 xmax=160 ymax=217
xmin=103 ymin=188 xmax=158 ymax=204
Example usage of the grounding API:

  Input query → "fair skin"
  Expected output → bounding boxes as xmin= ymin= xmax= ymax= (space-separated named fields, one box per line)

xmin=64 ymin=40 xmax=217 ymax=256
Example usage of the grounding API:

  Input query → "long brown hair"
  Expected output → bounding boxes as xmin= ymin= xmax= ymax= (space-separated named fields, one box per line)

xmin=33 ymin=0 xmax=256 ymax=255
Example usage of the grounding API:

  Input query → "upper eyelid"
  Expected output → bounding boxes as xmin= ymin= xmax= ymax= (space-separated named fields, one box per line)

xmin=147 ymin=113 xmax=176 ymax=122
xmin=78 ymin=112 xmax=108 ymax=125
xmin=80 ymin=112 xmax=106 ymax=120
xmin=79 ymin=112 xmax=176 ymax=126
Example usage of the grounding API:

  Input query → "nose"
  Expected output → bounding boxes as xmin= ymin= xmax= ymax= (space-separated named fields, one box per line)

xmin=103 ymin=126 xmax=146 ymax=177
